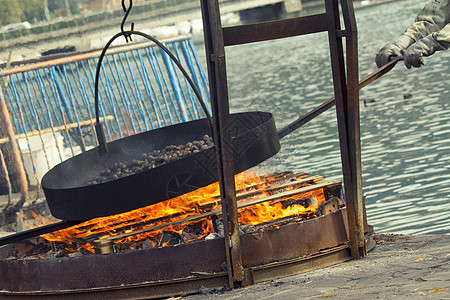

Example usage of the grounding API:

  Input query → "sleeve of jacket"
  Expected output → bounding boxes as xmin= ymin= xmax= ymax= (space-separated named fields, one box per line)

xmin=403 ymin=0 xmax=450 ymax=42
xmin=435 ymin=22 xmax=450 ymax=43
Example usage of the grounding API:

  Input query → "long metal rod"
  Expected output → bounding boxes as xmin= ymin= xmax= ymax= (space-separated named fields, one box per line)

xmin=277 ymin=57 xmax=402 ymax=139
xmin=201 ymin=0 xmax=244 ymax=287
xmin=0 ymin=220 xmax=83 ymax=247
xmin=0 ymin=53 xmax=25 ymax=205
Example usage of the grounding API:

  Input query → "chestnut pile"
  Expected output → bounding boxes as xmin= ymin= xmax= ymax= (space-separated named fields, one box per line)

xmin=86 ymin=135 xmax=214 ymax=185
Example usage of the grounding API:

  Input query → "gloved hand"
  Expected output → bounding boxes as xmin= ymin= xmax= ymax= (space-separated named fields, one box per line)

xmin=404 ymin=33 xmax=450 ymax=69
xmin=375 ymin=35 xmax=415 ymax=68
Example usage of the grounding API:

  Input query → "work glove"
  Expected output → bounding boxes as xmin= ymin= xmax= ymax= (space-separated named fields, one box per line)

xmin=375 ymin=35 xmax=415 ymax=68
xmin=403 ymin=33 xmax=450 ymax=69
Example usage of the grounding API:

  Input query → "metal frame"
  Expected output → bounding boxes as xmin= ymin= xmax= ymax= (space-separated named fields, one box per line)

xmin=201 ymin=0 xmax=244 ymax=287
xmin=0 ymin=0 xmax=368 ymax=294
xmin=201 ymin=0 xmax=365 ymax=286
xmin=0 ymin=207 xmax=353 ymax=298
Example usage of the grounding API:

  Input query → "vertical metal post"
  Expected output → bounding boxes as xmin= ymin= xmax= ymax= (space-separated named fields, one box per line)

xmin=325 ymin=0 xmax=364 ymax=258
xmin=200 ymin=0 xmax=244 ymax=287
xmin=340 ymin=0 xmax=366 ymax=256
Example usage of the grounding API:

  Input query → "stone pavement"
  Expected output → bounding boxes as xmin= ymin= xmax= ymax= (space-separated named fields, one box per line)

xmin=183 ymin=234 xmax=450 ymax=299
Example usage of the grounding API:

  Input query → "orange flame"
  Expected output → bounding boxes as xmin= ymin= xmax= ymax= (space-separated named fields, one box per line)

xmin=40 ymin=171 xmax=329 ymax=253
xmin=239 ymin=189 xmax=325 ymax=225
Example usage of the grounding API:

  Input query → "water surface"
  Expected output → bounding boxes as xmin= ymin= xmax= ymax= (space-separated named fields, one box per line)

xmin=220 ymin=0 xmax=450 ymax=234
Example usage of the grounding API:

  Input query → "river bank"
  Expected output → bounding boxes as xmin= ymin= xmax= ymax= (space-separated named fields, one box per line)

xmin=182 ymin=234 xmax=450 ymax=299
xmin=0 ymin=0 xmax=395 ymax=61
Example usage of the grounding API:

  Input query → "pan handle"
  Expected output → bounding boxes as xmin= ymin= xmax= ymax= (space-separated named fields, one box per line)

xmin=277 ymin=57 xmax=403 ymax=139
xmin=94 ymin=34 xmax=213 ymax=155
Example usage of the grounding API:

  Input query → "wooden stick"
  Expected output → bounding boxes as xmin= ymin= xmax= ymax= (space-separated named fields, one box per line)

xmin=236 ymin=175 xmax=325 ymax=200
xmin=0 ymin=53 xmax=28 ymax=202
xmin=233 ymin=171 xmax=303 ymax=195
xmin=236 ymin=180 xmax=341 ymax=209
xmin=209 ymin=173 xmax=320 ymax=203
xmin=0 ymin=116 xmax=114 ymax=145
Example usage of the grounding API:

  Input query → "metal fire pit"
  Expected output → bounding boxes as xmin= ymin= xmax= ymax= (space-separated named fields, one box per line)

xmin=0 ymin=0 xmax=376 ymax=297
xmin=0 ymin=208 xmax=373 ymax=299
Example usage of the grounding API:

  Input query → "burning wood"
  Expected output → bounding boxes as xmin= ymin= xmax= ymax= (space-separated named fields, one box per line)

xmin=241 ymin=214 xmax=309 ymax=233
xmin=10 ymin=171 xmax=342 ymax=258
xmin=236 ymin=175 xmax=324 ymax=201
xmin=158 ymin=230 xmax=183 ymax=247
xmin=316 ymin=197 xmax=342 ymax=217
xmin=13 ymin=238 xmax=51 ymax=258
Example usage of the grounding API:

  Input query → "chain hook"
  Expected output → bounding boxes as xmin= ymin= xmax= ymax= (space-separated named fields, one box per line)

xmin=121 ymin=0 xmax=134 ymax=43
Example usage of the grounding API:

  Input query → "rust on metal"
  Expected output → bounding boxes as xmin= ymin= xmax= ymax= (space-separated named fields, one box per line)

xmin=241 ymin=209 xmax=349 ymax=267
xmin=0 ymin=208 xmax=355 ymax=299
xmin=0 ymin=35 xmax=192 ymax=77
xmin=340 ymin=0 xmax=366 ymax=256
xmin=324 ymin=0 xmax=365 ymax=259
xmin=201 ymin=0 xmax=244 ymax=286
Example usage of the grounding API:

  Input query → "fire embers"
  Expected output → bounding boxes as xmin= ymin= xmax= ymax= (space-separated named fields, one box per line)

xmin=239 ymin=196 xmax=319 ymax=232
xmin=86 ymin=135 xmax=214 ymax=185
xmin=25 ymin=171 xmax=343 ymax=259
xmin=113 ymin=217 xmax=217 ymax=253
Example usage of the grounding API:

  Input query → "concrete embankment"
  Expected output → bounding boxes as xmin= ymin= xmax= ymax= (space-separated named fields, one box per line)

xmin=183 ymin=234 xmax=450 ymax=299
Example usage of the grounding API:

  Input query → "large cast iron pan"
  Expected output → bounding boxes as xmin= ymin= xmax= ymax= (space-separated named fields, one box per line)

xmin=42 ymin=111 xmax=280 ymax=220
xmin=41 ymin=29 xmax=280 ymax=220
